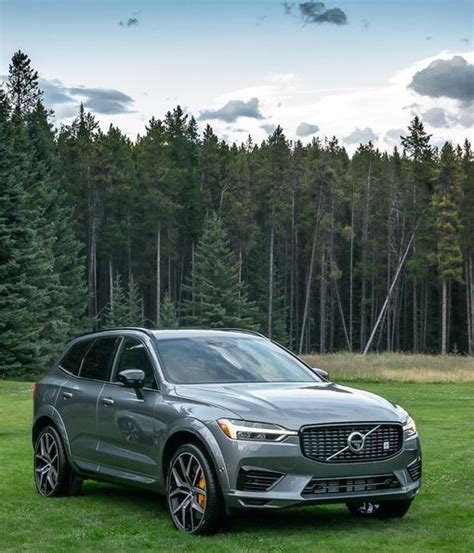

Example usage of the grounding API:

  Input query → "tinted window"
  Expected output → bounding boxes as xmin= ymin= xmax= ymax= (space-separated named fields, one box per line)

xmin=156 ymin=337 xmax=319 ymax=384
xmin=114 ymin=338 xmax=157 ymax=389
xmin=59 ymin=340 xmax=92 ymax=376
xmin=80 ymin=337 xmax=119 ymax=381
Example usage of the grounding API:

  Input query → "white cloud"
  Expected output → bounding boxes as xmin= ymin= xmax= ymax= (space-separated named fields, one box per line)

xmin=203 ymin=50 xmax=473 ymax=152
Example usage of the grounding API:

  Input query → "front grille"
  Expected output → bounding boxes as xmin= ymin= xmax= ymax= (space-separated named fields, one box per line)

xmin=300 ymin=423 xmax=403 ymax=463
xmin=302 ymin=475 xmax=400 ymax=496
xmin=236 ymin=468 xmax=284 ymax=492
xmin=407 ymin=457 xmax=422 ymax=481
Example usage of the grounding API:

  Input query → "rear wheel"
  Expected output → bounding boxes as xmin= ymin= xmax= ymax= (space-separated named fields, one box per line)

xmin=166 ymin=443 xmax=224 ymax=535
xmin=346 ymin=499 xmax=413 ymax=518
xmin=34 ymin=425 xmax=83 ymax=497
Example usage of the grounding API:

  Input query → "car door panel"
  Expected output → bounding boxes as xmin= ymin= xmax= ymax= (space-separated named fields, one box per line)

xmin=97 ymin=384 xmax=163 ymax=478
xmin=97 ymin=336 xmax=163 ymax=480
xmin=56 ymin=336 xmax=120 ymax=470
xmin=56 ymin=377 xmax=104 ymax=468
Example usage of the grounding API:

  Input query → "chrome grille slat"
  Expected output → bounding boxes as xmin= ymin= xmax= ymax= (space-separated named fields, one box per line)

xmin=300 ymin=423 xmax=403 ymax=463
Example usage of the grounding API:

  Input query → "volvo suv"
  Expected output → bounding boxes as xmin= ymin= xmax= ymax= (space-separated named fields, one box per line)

xmin=33 ymin=328 xmax=421 ymax=534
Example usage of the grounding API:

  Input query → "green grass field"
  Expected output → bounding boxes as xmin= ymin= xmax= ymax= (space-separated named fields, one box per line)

xmin=302 ymin=353 xmax=474 ymax=383
xmin=1 ymin=377 xmax=473 ymax=552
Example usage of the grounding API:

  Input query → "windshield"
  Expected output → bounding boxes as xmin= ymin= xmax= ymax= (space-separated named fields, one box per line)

xmin=155 ymin=336 xmax=320 ymax=384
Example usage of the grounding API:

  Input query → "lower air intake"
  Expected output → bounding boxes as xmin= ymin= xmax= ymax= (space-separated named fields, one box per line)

xmin=237 ymin=468 xmax=284 ymax=492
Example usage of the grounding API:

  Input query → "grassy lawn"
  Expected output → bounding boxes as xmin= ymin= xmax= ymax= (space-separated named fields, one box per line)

xmin=302 ymin=353 xmax=474 ymax=383
xmin=0 ymin=378 xmax=473 ymax=552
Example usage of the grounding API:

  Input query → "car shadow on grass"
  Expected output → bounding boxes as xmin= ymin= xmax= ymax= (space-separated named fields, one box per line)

xmin=81 ymin=482 xmax=409 ymax=535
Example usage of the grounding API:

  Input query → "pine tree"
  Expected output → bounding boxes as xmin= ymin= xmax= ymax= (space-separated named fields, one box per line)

xmin=104 ymin=274 xmax=143 ymax=328
xmin=160 ymin=292 xmax=179 ymax=329
xmin=247 ymin=231 xmax=288 ymax=343
xmin=27 ymin=101 xmax=88 ymax=341
xmin=128 ymin=276 xmax=143 ymax=326
xmin=6 ymin=50 xmax=41 ymax=118
xmin=182 ymin=214 xmax=259 ymax=329
xmin=433 ymin=143 xmax=464 ymax=354
xmin=104 ymin=275 xmax=129 ymax=328
xmin=401 ymin=117 xmax=434 ymax=352
xmin=0 ymin=91 xmax=50 ymax=376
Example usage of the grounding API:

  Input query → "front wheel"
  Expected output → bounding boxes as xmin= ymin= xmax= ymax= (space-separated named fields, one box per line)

xmin=346 ymin=499 xmax=413 ymax=518
xmin=166 ymin=443 xmax=224 ymax=535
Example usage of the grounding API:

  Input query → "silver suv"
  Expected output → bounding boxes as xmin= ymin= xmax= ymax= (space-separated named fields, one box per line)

xmin=33 ymin=328 xmax=421 ymax=534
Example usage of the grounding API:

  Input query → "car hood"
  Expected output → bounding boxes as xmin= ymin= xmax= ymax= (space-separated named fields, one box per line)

xmin=173 ymin=382 xmax=402 ymax=429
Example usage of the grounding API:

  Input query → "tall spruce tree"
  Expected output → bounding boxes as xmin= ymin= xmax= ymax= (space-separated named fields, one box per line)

xmin=401 ymin=117 xmax=434 ymax=352
xmin=6 ymin=50 xmax=41 ymax=118
xmin=182 ymin=214 xmax=259 ymax=329
xmin=160 ymin=292 xmax=179 ymax=329
xmin=433 ymin=143 xmax=464 ymax=354
xmin=104 ymin=274 xmax=142 ymax=328
xmin=0 ymin=91 xmax=50 ymax=376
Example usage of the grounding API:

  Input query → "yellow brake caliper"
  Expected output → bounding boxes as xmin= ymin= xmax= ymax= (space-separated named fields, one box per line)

xmin=197 ymin=470 xmax=206 ymax=509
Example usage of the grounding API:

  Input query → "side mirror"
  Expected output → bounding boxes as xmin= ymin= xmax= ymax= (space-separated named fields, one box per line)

xmin=118 ymin=369 xmax=145 ymax=399
xmin=312 ymin=367 xmax=330 ymax=382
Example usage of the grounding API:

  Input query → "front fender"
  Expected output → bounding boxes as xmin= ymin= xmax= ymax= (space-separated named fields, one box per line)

xmin=159 ymin=418 xmax=230 ymax=494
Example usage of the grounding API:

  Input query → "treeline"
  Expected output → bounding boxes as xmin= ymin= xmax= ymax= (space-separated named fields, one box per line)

xmin=1 ymin=52 xmax=473 ymax=377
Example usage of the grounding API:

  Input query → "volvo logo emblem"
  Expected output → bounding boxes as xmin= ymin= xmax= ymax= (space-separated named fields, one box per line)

xmin=347 ymin=431 xmax=365 ymax=453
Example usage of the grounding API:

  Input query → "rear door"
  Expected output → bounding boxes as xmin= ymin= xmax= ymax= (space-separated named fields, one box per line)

xmin=57 ymin=336 xmax=120 ymax=472
xmin=97 ymin=336 xmax=163 ymax=481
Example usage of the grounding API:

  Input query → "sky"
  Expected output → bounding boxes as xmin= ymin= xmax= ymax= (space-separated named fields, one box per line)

xmin=1 ymin=0 xmax=473 ymax=152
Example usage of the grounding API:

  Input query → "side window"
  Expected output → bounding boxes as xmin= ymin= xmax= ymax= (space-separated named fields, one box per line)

xmin=114 ymin=338 xmax=158 ymax=389
xmin=59 ymin=340 xmax=92 ymax=376
xmin=80 ymin=337 xmax=119 ymax=381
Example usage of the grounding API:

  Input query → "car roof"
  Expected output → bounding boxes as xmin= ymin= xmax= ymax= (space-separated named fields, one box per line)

xmin=77 ymin=327 xmax=267 ymax=341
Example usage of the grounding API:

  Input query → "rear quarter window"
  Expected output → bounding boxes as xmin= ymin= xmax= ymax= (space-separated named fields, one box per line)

xmin=59 ymin=340 xmax=92 ymax=376
xmin=80 ymin=337 xmax=120 ymax=381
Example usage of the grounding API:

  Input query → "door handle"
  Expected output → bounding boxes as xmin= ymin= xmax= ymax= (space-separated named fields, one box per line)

xmin=63 ymin=391 xmax=73 ymax=399
xmin=102 ymin=397 xmax=114 ymax=406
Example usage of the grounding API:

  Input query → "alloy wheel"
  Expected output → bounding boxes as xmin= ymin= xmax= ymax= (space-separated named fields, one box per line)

xmin=353 ymin=501 xmax=381 ymax=515
xmin=168 ymin=452 xmax=207 ymax=533
xmin=34 ymin=432 xmax=59 ymax=496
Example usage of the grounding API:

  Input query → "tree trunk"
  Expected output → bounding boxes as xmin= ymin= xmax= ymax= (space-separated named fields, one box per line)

xmin=156 ymin=226 xmax=161 ymax=326
xmin=413 ymin=278 xmax=418 ymax=353
xmin=127 ymin=215 xmax=132 ymax=284
xmin=360 ymin=162 xmax=371 ymax=351
xmin=109 ymin=257 xmax=113 ymax=308
xmin=299 ymin=216 xmax=320 ymax=354
xmin=320 ymin=248 xmax=326 ymax=353
xmin=289 ymin=191 xmax=295 ymax=349
xmin=349 ymin=182 xmax=355 ymax=351
xmin=268 ymin=225 xmax=274 ymax=339
xmin=441 ymin=277 xmax=448 ymax=355
xmin=363 ymin=229 xmax=416 ymax=355
xmin=334 ymin=281 xmax=351 ymax=350
xmin=466 ymin=253 xmax=474 ymax=355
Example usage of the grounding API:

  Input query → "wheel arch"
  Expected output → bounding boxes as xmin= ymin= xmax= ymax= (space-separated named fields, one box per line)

xmin=32 ymin=415 xmax=56 ymax=445
xmin=160 ymin=423 xmax=230 ymax=493
xmin=32 ymin=405 xmax=72 ymax=458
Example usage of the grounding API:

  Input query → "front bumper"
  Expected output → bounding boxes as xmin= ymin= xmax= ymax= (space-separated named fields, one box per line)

xmin=208 ymin=422 xmax=421 ymax=510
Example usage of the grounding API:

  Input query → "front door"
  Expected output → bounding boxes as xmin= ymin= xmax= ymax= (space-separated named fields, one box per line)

xmin=97 ymin=337 xmax=163 ymax=482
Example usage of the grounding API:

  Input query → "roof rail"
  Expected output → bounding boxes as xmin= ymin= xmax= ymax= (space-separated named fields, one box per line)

xmin=78 ymin=327 xmax=155 ymax=338
xmin=218 ymin=328 xmax=268 ymax=339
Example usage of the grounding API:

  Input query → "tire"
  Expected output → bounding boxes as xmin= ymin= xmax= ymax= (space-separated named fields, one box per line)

xmin=166 ymin=443 xmax=224 ymax=535
xmin=34 ymin=425 xmax=83 ymax=497
xmin=346 ymin=499 xmax=413 ymax=518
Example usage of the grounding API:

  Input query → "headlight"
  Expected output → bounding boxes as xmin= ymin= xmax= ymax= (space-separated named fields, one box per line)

xmin=217 ymin=418 xmax=297 ymax=442
xmin=403 ymin=416 xmax=417 ymax=438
